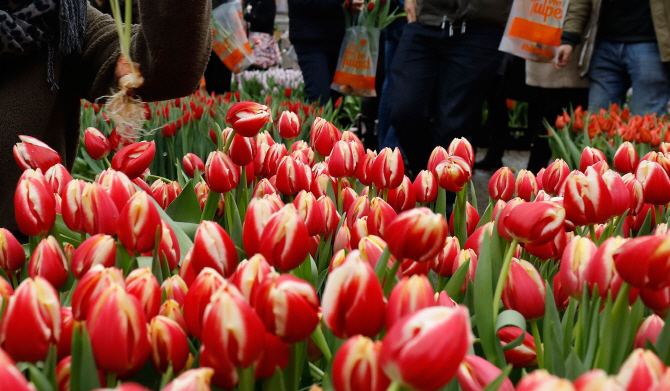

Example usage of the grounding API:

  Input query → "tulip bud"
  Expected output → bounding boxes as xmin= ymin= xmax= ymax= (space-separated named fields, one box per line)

xmin=117 ymin=191 xmax=162 ymax=254
xmin=292 ymin=191 xmax=325 ymax=236
xmin=574 ymin=369 xmax=624 ymax=391
xmin=497 ymin=327 xmax=537 ymax=368
xmin=202 ymin=288 xmax=265 ymax=369
xmin=447 ymin=137 xmax=475 ymax=168
xmin=96 ymin=169 xmax=136 ymax=212
xmin=503 ymin=201 xmax=566 ymax=246
xmin=322 ymin=252 xmax=386 ymax=338
xmin=367 ymin=197 xmax=397 ymax=238
xmin=260 ymin=205 xmax=310 ymax=271
xmin=386 ymin=275 xmax=434 ymax=329
xmin=70 ymin=234 xmax=115 ymax=279
xmin=29 ymin=236 xmax=69 ymax=289
xmin=543 ymin=159 xmax=570 ymax=196
xmin=371 ymin=147 xmax=405 ymax=190
xmin=275 ymin=156 xmax=312 ymax=196
xmin=435 ymin=156 xmax=472 ymax=192
xmin=332 ymin=336 xmax=390 ymax=391
xmin=228 ymin=254 xmax=272 ymax=304
xmin=278 ymin=110 xmax=301 ymax=139
xmin=616 ymin=349 xmax=665 ymax=391
xmin=87 ymin=284 xmax=150 ymax=376
xmin=72 ymin=266 xmax=125 ymax=320
xmin=634 ymin=315 xmax=665 ymax=350
xmin=559 ymin=236 xmax=600 ymax=298
xmin=328 ymin=141 xmax=359 ymax=178
xmin=14 ymin=169 xmax=57 ymax=236
xmin=448 ymin=201 xmax=480 ymax=238
xmin=580 ymin=147 xmax=607 ymax=173
xmin=310 ymin=117 xmax=342 ymax=156
xmin=387 ymin=176 xmax=416 ymax=213
xmin=221 ymin=129 xmax=257 ymax=167
xmin=516 ymin=370 xmax=576 ymax=391
xmin=125 ymin=267 xmax=161 ymax=319
xmin=318 ymin=195 xmax=340 ymax=239
xmin=457 ymin=355 xmax=515 ymax=391
xmin=0 ymin=347 xmax=38 ymax=391
xmin=0 ymin=277 xmax=61 ymax=363
xmin=84 ymin=127 xmax=112 ymax=161
xmin=45 ymin=164 xmax=73 ymax=196
xmin=190 ymin=221 xmax=238 ymax=278
xmin=149 ymin=315 xmax=189 ymax=373
xmin=401 ymin=259 xmax=432 ymax=277
xmin=640 ymin=287 xmax=670 ymax=317
xmin=159 ymin=299 xmax=188 ymax=334
xmin=502 ymin=258 xmax=546 ymax=321
xmin=253 ymin=273 xmax=319 ymax=343
xmin=614 ymin=142 xmax=639 ymax=174
xmin=183 ymin=268 xmax=230 ymax=339
xmin=380 ymin=306 xmax=473 ymax=391
xmin=385 ymin=208 xmax=448 ymax=263
xmin=226 ymin=102 xmax=271 ymax=137
xmin=614 ymin=234 xmax=670 ymax=290
xmin=150 ymin=180 xmax=183 ymax=210
xmin=357 ymin=150 xmax=377 ymax=186
xmin=162 ymin=368 xmax=215 ymax=391
xmin=432 ymin=236 xmax=460 ymax=277
xmin=488 ymin=167 xmax=515 ymax=201
xmin=183 ymin=153 xmax=205 ymax=179
xmin=205 ymin=150 xmax=240 ymax=194
xmin=111 ymin=141 xmax=156 ymax=180
xmin=13 ymin=135 xmax=62 ymax=172
xmin=243 ymin=197 xmax=281 ymax=256
xmin=161 ymin=275 xmax=188 ymax=308
xmin=515 ymin=170 xmax=539 ymax=202
xmin=413 ymin=170 xmax=438 ymax=204
xmin=0 ymin=229 xmax=26 ymax=272
xmin=636 ymin=160 xmax=670 ymax=205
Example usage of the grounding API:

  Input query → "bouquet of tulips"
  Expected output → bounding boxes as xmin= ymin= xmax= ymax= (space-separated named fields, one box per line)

xmin=6 ymin=96 xmax=670 ymax=391
xmin=546 ymin=103 xmax=670 ymax=170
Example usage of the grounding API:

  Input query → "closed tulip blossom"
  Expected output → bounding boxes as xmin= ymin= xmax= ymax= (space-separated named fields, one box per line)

xmin=457 ymin=355 xmax=515 ymax=391
xmin=182 ymin=153 xmax=205 ymax=179
xmin=13 ymin=135 xmax=62 ymax=172
xmin=432 ymin=236 xmax=461 ymax=277
xmin=0 ymin=228 xmax=26 ymax=272
xmin=447 ymin=137 xmax=475 ymax=168
xmin=84 ymin=127 xmax=112 ymax=161
xmin=559 ymin=236 xmax=603 ymax=298
xmin=116 ymin=191 xmax=162 ymax=254
xmin=205 ymin=150 xmax=240 ymax=194
xmin=111 ymin=141 xmax=156 ymax=179
xmin=228 ymin=254 xmax=273 ymax=304
xmin=636 ymin=160 xmax=670 ymax=205
xmin=413 ymin=170 xmax=438 ymax=203
xmin=371 ymin=147 xmax=405 ymax=190
xmin=634 ymin=315 xmax=665 ymax=350
xmin=322 ymin=252 xmax=387 ymax=338
xmin=380 ymin=306 xmax=473 ymax=391
xmin=149 ymin=315 xmax=190 ymax=373
xmin=574 ymin=369 xmax=625 ymax=391
xmin=243 ymin=197 xmax=281 ymax=256
xmin=96 ymin=169 xmax=137 ymax=212
xmin=488 ymin=167 xmax=515 ymax=201
xmin=183 ymin=268 xmax=229 ymax=340
xmin=278 ymin=110 xmax=301 ymax=140
xmin=29 ymin=236 xmax=69 ymax=289
xmin=613 ymin=234 xmax=670 ymax=290
xmin=503 ymin=201 xmax=566 ymax=246
xmin=162 ymin=368 xmax=215 ymax=391
xmin=616 ymin=349 xmax=666 ymax=391
xmin=71 ymin=266 xmax=126 ymax=320
xmin=87 ymin=284 xmax=151 ymax=377
xmin=126 ymin=267 xmax=161 ymax=320
xmin=543 ymin=159 xmax=570 ymax=196
xmin=357 ymin=149 xmax=377 ymax=186
xmin=225 ymin=102 xmax=272 ymax=137
xmin=387 ymin=176 xmax=417 ymax=213
xmin=329 ymin=140 xmax=360 ymax=178
xmin=614 ymin=142 xmax=639 ymax=174
xmin=562 ymin=167 xmax=614 ymax=226
xmin=14 ymin=169 xmax=56 ymax=236
xmin=0 ymin=348 xmax=38 ymax=391
xmin=385 ymin=208 xmax=448 ymax=263
xmin=502 ymin=258 xmax=546 ymax=321
xmin=434 ymin=156 xmax=472 ymax=192
xmin=515 ymin=169 xmax=538 ymax=202
xmin=367 ymin=197 xmax=397 ymax=238
xmin=253 ymin=273 xmax=320 ymax=343
xmin=332 ymin=336 xmax=390 ymax=391
xmin=190 ymin=221 xmax=238 ymax=278
xmin=275 ymin=156 xmax=312 ymax=196
xmin=44 ymin=163 xmax=73 ymax=196
xmin=259 ymin=204 xmax=310 ymax=272
xmin=262 ymin=143 xmax=289 ymax=177
xmin=516 ymin=370 xmax=576 ymax=391
xmin=0 ymin=277 xmax=61 ymax=363
xmin=580 ymin=147 xmax=607 ymax=173
xmin=386 ymin=275 xmax=435 ymax=329
xmin=498 ymin=327 xmax=538 ymax=368
xmin=310 ymin=117 xmax=342 ymax=157
xmin=161 ymin=275 xmax=189 ymax=307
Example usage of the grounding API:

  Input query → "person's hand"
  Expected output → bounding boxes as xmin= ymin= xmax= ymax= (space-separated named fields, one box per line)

xmin=351 ymin=0 xmax=364 ymax=14
xmin=555 ymin=44 xmax=573 ymax=69
xmin=404 ymin=0 xmax=417 ymax=23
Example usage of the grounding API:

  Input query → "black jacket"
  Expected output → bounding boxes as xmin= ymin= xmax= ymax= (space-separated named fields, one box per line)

xmin=244 ymin=0 xmax=276 ymax=34
xmin=288 ymin=0 xmax=345 ymax=45
xmin=417 ymin=0 xmax=512 ymax=29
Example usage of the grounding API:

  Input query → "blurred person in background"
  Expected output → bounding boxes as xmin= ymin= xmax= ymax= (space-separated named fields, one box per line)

xmin=288 ymin=0 xmax=363 ymax=106
xmin=205 ymin=0 xmax=234 ymax=94
xmin=390 ymin=0 xmax=513 ymax=177
xmin=557 ymin=0 xmax=670 ymax=115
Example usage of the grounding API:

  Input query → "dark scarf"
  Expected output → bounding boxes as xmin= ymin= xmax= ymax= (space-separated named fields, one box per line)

xmin=0 ymin=0 xmax=87 ymax=88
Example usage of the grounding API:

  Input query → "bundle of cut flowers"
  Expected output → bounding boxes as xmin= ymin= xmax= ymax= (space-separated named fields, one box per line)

xmin=5 ymin=99 xmax=670 ymax=391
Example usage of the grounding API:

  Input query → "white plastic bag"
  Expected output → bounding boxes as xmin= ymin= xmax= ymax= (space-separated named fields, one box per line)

xmin=211 ymin=1 xmax=256 ymax=73
xmin=331 ymin=26 xmax=380 ymax=98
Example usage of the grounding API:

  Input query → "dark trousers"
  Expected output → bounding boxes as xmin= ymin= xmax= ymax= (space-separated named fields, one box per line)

xmin=293 ymin=42 xmax=341 ymax=106
xmin=526 ymin=87 xmax=589 ymax=173
xmin=391 ymin=22 xmax=505 ymax=175
xmin=204 ymin=51 xmax=232 ymax=94
xmin=378 ymin=18 xmax=407 ymax=151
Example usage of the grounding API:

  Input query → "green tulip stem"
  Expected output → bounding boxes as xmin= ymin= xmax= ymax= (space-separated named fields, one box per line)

xmin=387 ymin=381 xmax=403 ymax=391
xmin=531 ymin=320 xmax=544 ymax=369
xmin=106 ymin=372 xmax=117 ymax=388
xmin=200 ymin=190 xmax=221 ymax=222
xmin=81 ymin=232 xmax=87 ymax=244
xmin=310 ymin=326 xmax=332 ymax=362
xmin=224 ymin=192 xmax=234 ymax=233
xmin=492 ymin=239 xmax=519 ymax=324
xmin=222 ymin=129 xmax=236 ymax=154
xmin=656 ymin=205 xmax=663 ymax=225
xmin=336 ymin=178 xmax=343 ymax=214
xmin=588 ymin=224 xmax=597 ymax=241
xmin=612 ymin=281 xmax=631 ymax=325
xmin=147 ymin=174 xmax=172 ymax=183
xmin=383 ymin=259 xmax=401 ymax=297
xmin=237 ymin=365 xmax=255 ymax=391
xmin=103 ymin=156 xmax=112 ymax=169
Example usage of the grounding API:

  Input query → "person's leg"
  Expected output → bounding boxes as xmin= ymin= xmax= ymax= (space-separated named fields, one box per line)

xmin=204 ymin=51 xmax=232 ymax=94
xmin=434 ymin=28 xmax=505 ymax=152
xmin=390 ymin=23 xmax=440 ymax=176
xmin=294 ymin=43 xmax=335 ymax=106
xmin=624 ymin=42 xmax=670 ymax=116
xmin=378 ymin=19 xmax=407 ymax=150
xmin=587 ymin=42 xmax=629 ymax=112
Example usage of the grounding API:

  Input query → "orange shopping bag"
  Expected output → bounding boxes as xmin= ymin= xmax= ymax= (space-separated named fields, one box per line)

xmin=499 ymin=0 xmax=567 ymax=62
xmin=331 ymin=26 xmax=380 ymax=98
xmin=212 ymin=1 xmax=256 ymax=74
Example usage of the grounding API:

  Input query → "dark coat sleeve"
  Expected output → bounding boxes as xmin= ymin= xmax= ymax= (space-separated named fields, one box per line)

xmin=288 ymin=0 xmax=344 ymax=14
xmin=78 ymin=1 xmax=212 ymax=102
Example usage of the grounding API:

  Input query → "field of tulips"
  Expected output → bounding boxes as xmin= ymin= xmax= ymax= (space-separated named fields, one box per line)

xmin=6 ymin=91 xmax=670 ymax=391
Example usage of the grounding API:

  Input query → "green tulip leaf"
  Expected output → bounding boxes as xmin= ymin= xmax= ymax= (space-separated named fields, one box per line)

xmin=165 ymin=180 xmax=202 ymax=224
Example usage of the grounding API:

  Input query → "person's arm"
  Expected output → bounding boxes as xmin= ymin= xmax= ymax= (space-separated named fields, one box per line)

xmin=79 ymin=0 xmax=212 ymax=102
xmin=404 ymin=0 xmax=416 ymax=23
xmin=556 ymin=0 xmax=591 ymax=68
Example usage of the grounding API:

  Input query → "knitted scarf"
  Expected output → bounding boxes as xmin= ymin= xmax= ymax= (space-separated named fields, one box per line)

xmin=0 ymin=0 xmax=87 ymax=88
